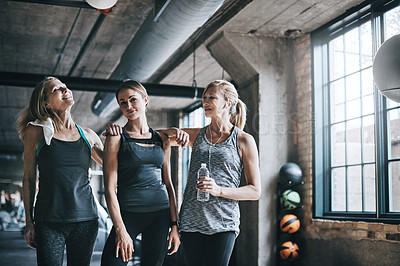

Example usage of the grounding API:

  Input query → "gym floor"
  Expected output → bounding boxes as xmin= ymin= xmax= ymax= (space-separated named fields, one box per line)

xmin=0 ymin=231 xmax=103 ymax=266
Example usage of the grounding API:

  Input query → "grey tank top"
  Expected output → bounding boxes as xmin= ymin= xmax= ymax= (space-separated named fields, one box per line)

xmin=116 ymin=128 xmax=169 ymax=213
xmin=35 ymin=125 xmax=97 ymax=223
xmin=179 ymin=126 xmax=242 ymax=236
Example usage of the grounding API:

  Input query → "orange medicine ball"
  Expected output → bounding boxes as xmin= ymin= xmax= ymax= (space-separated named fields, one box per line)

xmin=279 ymin=241 xmax=299 ymax=261
xmin=280 ymin=214 xmax=300 ymax=234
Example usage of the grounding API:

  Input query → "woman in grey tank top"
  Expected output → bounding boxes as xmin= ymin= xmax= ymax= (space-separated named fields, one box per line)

xmin=101 ymin=80 xmax=181 ymax=265
xmin=178 ymin=80 xmax=261 ymax=266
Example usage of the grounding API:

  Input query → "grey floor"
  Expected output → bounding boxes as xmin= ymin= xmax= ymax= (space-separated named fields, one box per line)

xmin=0 ymin=231 xmax=102 ymax=266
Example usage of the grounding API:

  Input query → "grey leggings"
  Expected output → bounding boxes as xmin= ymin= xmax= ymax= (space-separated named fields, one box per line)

xmin=35 ymin=220 xmax=98 ymax=266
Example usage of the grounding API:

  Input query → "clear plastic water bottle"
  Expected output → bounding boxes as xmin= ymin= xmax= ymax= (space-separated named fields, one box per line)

xmin=197 ymin=163 xmax=210 ymax=202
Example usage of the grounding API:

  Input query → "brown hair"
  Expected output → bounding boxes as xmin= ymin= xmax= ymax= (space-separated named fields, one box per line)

xmin=203 ymin=80 xmax=247 ymax=130
xmin=17 ymin=77 xmax=63 ymax=139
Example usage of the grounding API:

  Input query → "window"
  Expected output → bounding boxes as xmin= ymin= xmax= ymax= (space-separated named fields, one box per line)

xmin=313 ymin=0 xmax=400 ymax=222
xmin=181 ymin=107 xmax=209 ymax=193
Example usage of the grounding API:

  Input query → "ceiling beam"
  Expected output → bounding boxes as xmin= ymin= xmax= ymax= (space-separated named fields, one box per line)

xmin=0 ymin=71 xmax=203 ymax=98
xmin=5 ymin=0 xmax=92 ymax=8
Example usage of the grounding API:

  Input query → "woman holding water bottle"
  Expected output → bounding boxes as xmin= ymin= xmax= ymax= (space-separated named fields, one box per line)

xmin=178 ymin=80 xmax=261 ymax=266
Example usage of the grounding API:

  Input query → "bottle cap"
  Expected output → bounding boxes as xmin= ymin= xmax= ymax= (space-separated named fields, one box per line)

xmin=201 ymin=163 xmax=207 ymax=167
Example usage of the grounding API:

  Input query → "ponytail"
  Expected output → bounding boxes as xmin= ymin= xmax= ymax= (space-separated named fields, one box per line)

xmin=230 ymin=98 xmax=247 ymax=130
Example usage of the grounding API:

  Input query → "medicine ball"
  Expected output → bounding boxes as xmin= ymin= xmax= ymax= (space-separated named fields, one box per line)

xmin=279 ymin=162 xmax=302 ymax=185
xmin=280 ymin=214 xmax=300 ymax=234
xmin=279 ymin=241 xmax=299 ymax=261
xmin=280 ymin=189 xmax=301 ymax=210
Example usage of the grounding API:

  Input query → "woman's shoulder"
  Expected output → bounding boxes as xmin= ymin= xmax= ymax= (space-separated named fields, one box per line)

xmin=77 ymin=125 xmax=104 ymax=144
xmin=237 ymin=130 xmax=256 ymax=147
xmin=22 ymin=125 xmax=44 ymax=148
xmin=24 ymin=124 xmax=44 ymax=139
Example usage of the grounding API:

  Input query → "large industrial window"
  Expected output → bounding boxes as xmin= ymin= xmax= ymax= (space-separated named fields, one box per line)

xmin=313 ymin=0 xmax=400 ymax=222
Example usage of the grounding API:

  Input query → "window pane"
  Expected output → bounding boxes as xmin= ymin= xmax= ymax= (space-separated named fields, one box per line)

xmin=388 ymin=108 xmax=400 ymax=159
xmin=347 ymin=119 xmax=361 ymax=165
xmin=346 ymin=73 xmax=360 ymax=100
xmin=360 ymin=21 xmax=372 ymax=68
xmin=363 ymin=164 xmax=376 ymax=212
xmin=387 ymin=99 xmax=400 ymax=109
xmin=346 ymin=99 xmax=361 ymax=120
xmin=331 ymin=79 xmax=345 ymax=123
xmin=362 ymin=95 xmax=374 ymax=115
xmin=332 ymin=167 xmax=346 ymax=211
xmin=384 ymin=5 xmax=400 ymax=40
xmin=362 ymin=115 xmax=375 ymax=163
xmin=329 ymin=36 xmax=344 ymax=80
xmin=348 ymin=165 xmax=362 ymax=211
xmin=346 ymin=73 xmax=361 ymax=120
xmin=331 ymin=123 xmax=345 ymax=166
xmin=361 ymin=68 xmax=373 ymax=96
xmin=388 ymin=161 xmax=400 ymax=212
xmin=344 ymin=28 xmax=360 ymax=75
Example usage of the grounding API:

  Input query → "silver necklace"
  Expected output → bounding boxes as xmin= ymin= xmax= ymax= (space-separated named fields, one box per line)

xmin=209 ymin=126 xmax=223 ymax=146
xmin=208 ymin=125 xmax=224 ymax=176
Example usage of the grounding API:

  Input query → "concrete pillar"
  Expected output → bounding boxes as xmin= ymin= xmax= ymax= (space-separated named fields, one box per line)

xmin=206 ymin=32 xmax=297 ymax=266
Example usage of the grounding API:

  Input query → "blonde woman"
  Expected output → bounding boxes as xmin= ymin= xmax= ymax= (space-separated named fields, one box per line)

xmin=178 ymin=80 xmax=261 ymax=266
xmin=17 ymin=77 xmax=103 ymax=266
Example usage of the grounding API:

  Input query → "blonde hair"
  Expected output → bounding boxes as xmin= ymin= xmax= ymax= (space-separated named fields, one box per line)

xmin=17 ymin=76 xmax=63 ymax=139
xmin=203 ymin=80 xmax=247 ymax=130
xmin=115 ymin=80 xmax=148 ymax=100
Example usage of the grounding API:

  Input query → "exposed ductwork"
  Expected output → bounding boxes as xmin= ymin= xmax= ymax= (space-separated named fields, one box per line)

xmin=111 ymin=0 xmax=225 ymax=80
xmin=92 ymin=0 xmax=225 ymax=117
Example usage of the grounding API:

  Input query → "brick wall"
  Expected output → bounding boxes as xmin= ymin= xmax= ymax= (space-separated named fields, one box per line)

xmin=293 ymin=34 xmax=313 ymax=228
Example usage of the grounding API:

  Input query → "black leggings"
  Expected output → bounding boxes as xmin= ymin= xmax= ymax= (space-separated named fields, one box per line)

xmin=101 ymin=209 xmax=170 ymax=266
xmin=180 ymin=231 xmax=236 ymax=266
xmin=35 ymin=220 xmax=98 ymax=266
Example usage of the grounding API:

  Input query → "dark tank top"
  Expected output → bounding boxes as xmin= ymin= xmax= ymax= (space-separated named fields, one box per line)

xmin=34 ymin=125 xmax=97 ymax=223
xmin=117 ymin=128 xmax=169 ymax=213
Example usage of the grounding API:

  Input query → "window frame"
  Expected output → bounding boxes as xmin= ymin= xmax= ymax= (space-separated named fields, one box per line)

xmin=312 ymin=0 xmax=400 ymax=223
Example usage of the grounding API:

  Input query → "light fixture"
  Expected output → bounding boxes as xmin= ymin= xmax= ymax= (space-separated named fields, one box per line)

xmin=373 ymin=34 xmax=400 ymax=102
xmin=86 ymin=0 xmax=118 ymax=10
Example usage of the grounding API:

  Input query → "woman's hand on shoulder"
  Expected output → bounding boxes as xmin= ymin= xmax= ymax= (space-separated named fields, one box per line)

xmin=156 ymin=127 xmax=189 ymax=149
xmin=174 ymin=128 xmax=189 ymax=148
xmin=103 ymin=123 xmax=123 ymax=136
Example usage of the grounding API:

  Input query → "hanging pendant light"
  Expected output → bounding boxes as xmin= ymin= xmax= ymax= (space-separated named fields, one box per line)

xmin=86 ymin=0 xmax=118 ymax=10
xmin=373 ymin=34 xmax=400 ymax=102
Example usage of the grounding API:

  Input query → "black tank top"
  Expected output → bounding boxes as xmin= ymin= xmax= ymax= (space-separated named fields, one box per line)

xmin=117 ymin=128 xmax=169 ymax=213
xmin=34 ymin=125 xmax=97 ymax=223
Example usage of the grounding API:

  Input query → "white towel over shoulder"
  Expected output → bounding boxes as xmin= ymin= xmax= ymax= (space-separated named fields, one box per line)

xmin=27 ymin=118 xmax=54 ymax=145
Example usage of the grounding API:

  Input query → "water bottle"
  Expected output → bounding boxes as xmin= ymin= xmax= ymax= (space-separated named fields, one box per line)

xmin=197 ymin=163 xmax=210 ymax=202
